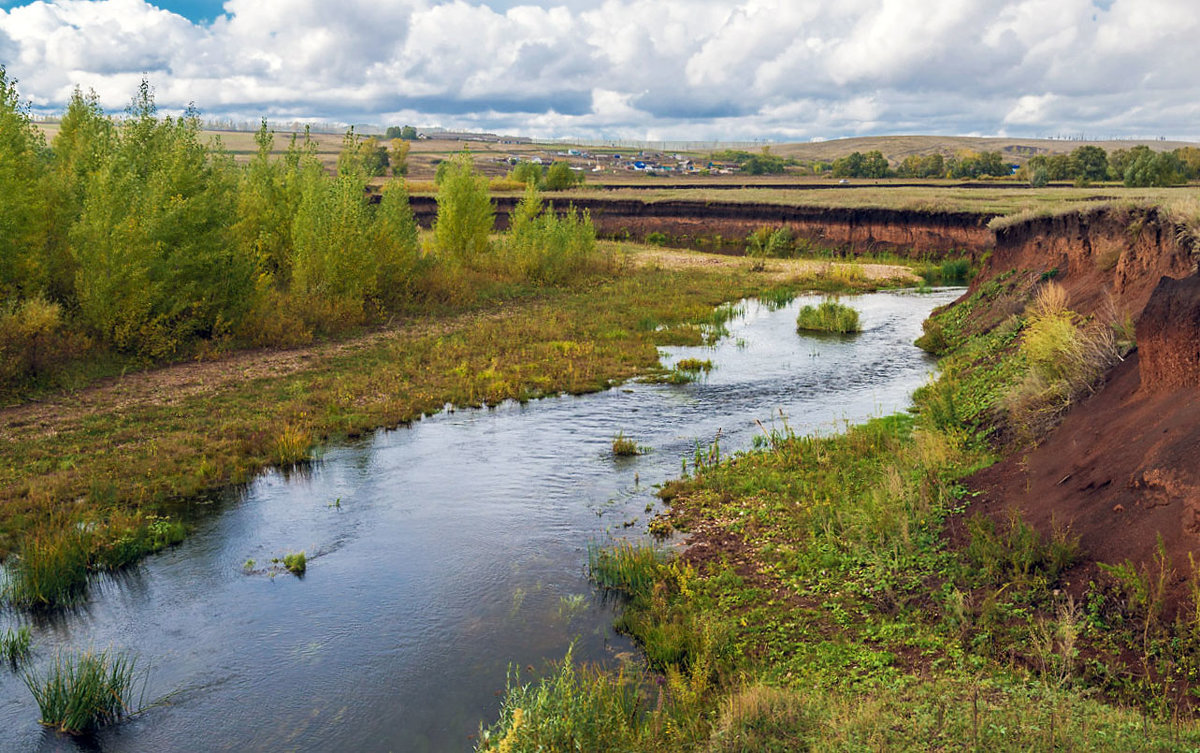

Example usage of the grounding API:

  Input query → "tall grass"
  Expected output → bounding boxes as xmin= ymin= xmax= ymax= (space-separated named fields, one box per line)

xmin=24 ymin=648 xmax=141 ymax=734
xmin=1006 ymin=282 xmax=1119 ymax=439
xmin=1 ymin=625 xmax=31 ymax=665
xmin=477 ymin=646 xmax=644 ymax=752
xmin=3 ymin=513 xmax=187 ymax=609
xmin=795 ymin=298 xmax=862 ymax=334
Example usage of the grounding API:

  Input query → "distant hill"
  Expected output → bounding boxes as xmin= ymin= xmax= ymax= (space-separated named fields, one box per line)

xmin=769 ymin=135 xmax=1198 ymax=166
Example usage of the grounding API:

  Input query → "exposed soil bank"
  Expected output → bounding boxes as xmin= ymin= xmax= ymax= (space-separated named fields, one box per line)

xmin=408 ymin=196 xmax=993 ymax=259
xmin=964 ymin=207 xmax=1200 ymax=600
xmin=986 ymin=206 xmax=1197 ymax=323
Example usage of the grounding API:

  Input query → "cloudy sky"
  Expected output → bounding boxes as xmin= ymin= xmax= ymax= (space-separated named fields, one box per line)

xmin=1 ymin=0 xmax=1197 ymax=141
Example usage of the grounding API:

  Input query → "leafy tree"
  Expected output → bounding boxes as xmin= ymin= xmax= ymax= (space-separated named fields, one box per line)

xmin=831 ymin=151 xmax=866 ymax=178
xmin=291 ymin=158 xmax=375 ymax=318
xmin=433 ymin=151 xmax=494 ymax=264
xmin=544 ymin=160 xmax=582 ymax=190
xmin=231 ymin=120 xmax=307 ymax=287
xmin=389 ymin=139 xmax=410 ymax=177
xmin=360 ymin=136 xmax=389 ymax=177
xmin=1069 ymin=146 xmax=1109 ymax=183
xmin=510 ymin=160 xmax=544 ymax=187
xmin=1123 ymin=149 xmax=1183 ymax=187
xmin=71 ymin=81 xmax=253 ymax=356
xmin=44 ymin=88 xmax=115 ymax=302
xmin=1173 ymin=147 xmax=1200 ymax=181
xmin=386 ymin=125 xmax=419 ymax=141
xmin=0 ymin=66 xmax=50 ymax=301
xmin=372 ymin=180 xmax=422 ymax=306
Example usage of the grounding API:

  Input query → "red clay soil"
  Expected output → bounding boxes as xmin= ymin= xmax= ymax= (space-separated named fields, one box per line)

xmin=966 ymin=275 xmax=1200 ymax=608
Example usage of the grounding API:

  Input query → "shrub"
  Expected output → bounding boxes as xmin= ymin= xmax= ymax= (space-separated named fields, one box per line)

xmin=746 ymin=226 xmax=796 ymax=258
xmin=504 ymin=184 xmax=604 ymax=285
xmin=795 ymin=298 xmax=862 ymax=334
xmin=0 ymin=297 xmax=89 ymax=392
xmin=434 ymin=152 xmax=495 ymax=265
xmin=23 ymin=648 xmax=140 ymax=734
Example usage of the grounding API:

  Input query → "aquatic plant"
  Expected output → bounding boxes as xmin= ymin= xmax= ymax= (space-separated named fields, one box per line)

xmin=587 ymin=540 xmax=663 ymax=596
xmin=1 ymin=626 xmax=31 ymax=666
xmin=283 ymin=551 xmax=307 ymax=576
xmin=611 ymin=432 xmax=643 ymax=457
xmin=674 ymin=358 xmax=713 ymax=373
xmin=795 ymin=298 xmax=861 ymax=334
xmin=3 ymin=523 xmax=91 ymax=608
xmin=23 ymin=648 xmax=141 ymax=734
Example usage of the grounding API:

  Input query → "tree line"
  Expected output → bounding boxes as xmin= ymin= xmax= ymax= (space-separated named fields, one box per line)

xmin=0 ymin=70 xmax=607 ymax=395
xmin=817 ymin=145 xmax=1198 ymax=186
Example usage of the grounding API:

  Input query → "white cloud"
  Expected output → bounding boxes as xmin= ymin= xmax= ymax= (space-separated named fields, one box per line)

xmin=0 ymin=0 xmax=1197 ymax=140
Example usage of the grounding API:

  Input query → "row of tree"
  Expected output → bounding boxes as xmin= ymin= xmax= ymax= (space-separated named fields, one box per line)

xmin=819 ymin=145 xmax=1197 ymax=186
xmin=0 ymin=70 xmax=605 ymax=393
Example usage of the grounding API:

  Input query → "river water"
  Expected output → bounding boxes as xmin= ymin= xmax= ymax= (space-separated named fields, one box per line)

xmin=0 ymin=288 xmax=959 ymax=752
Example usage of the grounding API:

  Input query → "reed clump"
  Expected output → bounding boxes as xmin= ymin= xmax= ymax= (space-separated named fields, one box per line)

xmin=795 ymin=298 xmax=862 ymax=334
xmin=23 ymin=648 xmax=141 ymax=734
xmin=1 ymin=625 xmax=32 ymax=665
xmin=611 ymin=432 xmax=643 ymax=457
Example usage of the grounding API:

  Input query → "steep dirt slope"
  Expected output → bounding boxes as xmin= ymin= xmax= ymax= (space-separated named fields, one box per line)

xmin=965 ymin=210 xmax=1200 ymax=594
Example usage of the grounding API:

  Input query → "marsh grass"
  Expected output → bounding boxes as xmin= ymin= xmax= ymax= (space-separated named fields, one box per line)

xmin=1 ymin=625 xmax=32 ymax=666
xmin=24 ymin=648 xmax=142 ymax=734
xmin=611 ymin=432 xmax=644 ymax=457
xmin=3 ymin=512 xmax=187 ymax=609
xmin=673 ymin=358 xmax=713 ymax=373
xmin=588 ymin=540 xmax=663 ymax=596
xmin=795 ymin=298 xmax=862 ymax=334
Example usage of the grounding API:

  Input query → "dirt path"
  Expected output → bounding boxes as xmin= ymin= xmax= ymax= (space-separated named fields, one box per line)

xmin=0 ymin=251 xmax=917 ymax=443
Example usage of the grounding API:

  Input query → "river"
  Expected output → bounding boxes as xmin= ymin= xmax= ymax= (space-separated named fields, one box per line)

xmin=0 ymin=287 xmax=959 ymax=752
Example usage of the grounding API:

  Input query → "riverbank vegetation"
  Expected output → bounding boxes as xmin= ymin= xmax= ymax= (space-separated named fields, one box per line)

xmin=478 ymin=278 xmax=1200 ymax=750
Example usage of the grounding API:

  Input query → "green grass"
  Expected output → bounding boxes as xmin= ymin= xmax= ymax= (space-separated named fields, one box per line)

xmin=795 ymin=298 xmax=862 ymax=334
xmin=23 ymin=648 xmax=141 ymax=734
xmin=1 ymin=625 xmax=31 ymax=665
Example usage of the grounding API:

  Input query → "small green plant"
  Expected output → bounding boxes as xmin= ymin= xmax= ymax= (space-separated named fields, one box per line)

xmin=646 ymin=231 xmax=668 ymax=246
xmin=611 ymin=432 xmax=643 ymax=457
xmin=242 ymin=559 xmax=256 ymax=571
xmin=23 ymin=648 xmax=141 ymax=734
xmin=282 ymin=551 xmax=307 ymax=576
xmin=795 ymin=298 xmax=862 ymax=334
xmin=3 ymin=523 xmax=92 ymax=608
xmin=1 ymin=626 xmax=32 ymax=665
